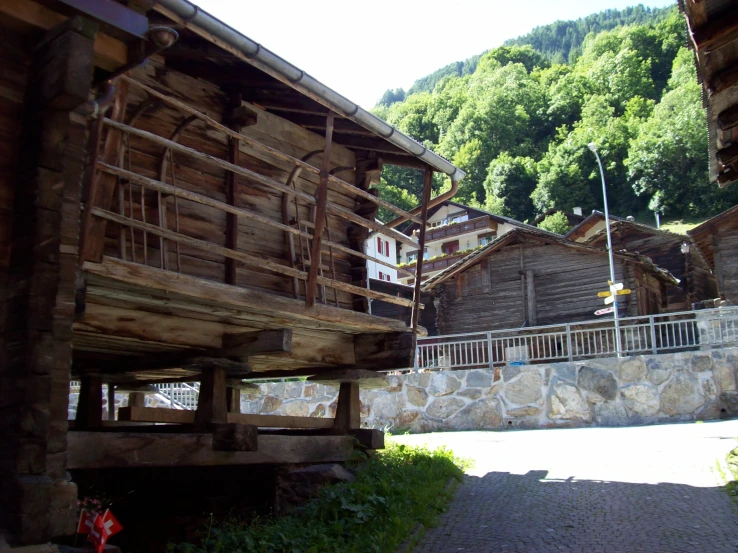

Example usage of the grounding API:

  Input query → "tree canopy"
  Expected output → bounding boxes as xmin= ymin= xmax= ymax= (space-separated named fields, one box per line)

xmin=372 ymin=5 xmax=738 ymax=222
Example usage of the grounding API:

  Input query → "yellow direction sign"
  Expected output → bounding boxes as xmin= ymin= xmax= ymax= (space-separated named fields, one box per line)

xmin=597 ymin=290 xmax=612 ymax=298
xmin=597 ymin=288 xmax=632 ymax=298
xmin=616 ymin=289 xmax=632 ymax=295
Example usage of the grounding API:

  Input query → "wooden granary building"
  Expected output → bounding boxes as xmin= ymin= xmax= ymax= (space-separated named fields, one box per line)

xmin=422 ymin=228 xmax=679 ymax=336
xmin=580 ymin=220 xmax=717 ymax=312
xmin=0 ymin=0 xmax=464 ymax=546
xmin=689 ymin=203 xmax=738 ymax=305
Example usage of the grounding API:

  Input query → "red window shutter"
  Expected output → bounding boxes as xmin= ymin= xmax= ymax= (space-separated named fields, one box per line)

xmin=377 ymin=236 xmax=382 ymax=255
xmin=379 ymin=271 xmax=384 ymax=280
xmin=385 ymin=240 xmax=390 ymax=256
xmin=386 ymin=273 xmax=391 ymax=281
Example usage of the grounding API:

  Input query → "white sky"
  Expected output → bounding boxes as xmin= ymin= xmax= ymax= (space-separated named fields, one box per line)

xmin=192 ymin=0 xmax=677 ymax=108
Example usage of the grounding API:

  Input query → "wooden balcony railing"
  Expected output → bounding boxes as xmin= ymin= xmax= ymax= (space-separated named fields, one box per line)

xmin=425 ymin=216 xmax=496 ymax=243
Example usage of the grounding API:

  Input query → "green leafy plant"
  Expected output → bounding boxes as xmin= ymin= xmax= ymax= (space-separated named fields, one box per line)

xmin=170 ymin=442 xmax=466 ymax=553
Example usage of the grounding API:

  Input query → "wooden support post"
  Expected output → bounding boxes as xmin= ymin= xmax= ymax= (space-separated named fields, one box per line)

xmin=333 ymin=382 xmax=360 ymax=431
xmin=305 ymin=112 xmax=334 ymax=307
xmin=220 ymin=328 xmax=292 ymax=357
xmin=226 ymin=387 xmax=241 ymax=414
xmin=411 ymin=169 xmax=433 ymax=332
xmin=195 ymin=367 xmax=227 ymax=431
xmin=76 ymin=375 xmax=103 ymax=429
xmin=107 ymin=383 xmax=116 ymax=421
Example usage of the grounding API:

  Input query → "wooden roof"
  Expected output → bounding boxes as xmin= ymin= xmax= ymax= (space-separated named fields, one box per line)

xmin=683 ymin=0 xmax=738 ymax=186
xmin=421 ymin=227 xmax=680 ymax=291
xmin=564 ymin=211 xmax=628 ymax=241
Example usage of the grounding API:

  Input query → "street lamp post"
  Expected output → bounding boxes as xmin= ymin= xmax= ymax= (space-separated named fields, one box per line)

xmin=588 ymin=143 xmax=623 ymax=357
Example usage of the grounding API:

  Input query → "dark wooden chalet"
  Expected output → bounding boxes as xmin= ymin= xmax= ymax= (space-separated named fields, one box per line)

xmin=422 ymin=229 xmax=679 ymax=335
xmin=689 ymin=204 xmax=738 ymax=305
xmin=368 ymin=278 xmax=438 ymax=336
xmin=564 ymin=210 xmax=627 ymax=242
xmin=584 ymin=220 xmax=717 ymax=312
xmin=682 ymin=1 xmax=738 ymax=187
xmin=0 ymin=0 xmax=464 ymax=546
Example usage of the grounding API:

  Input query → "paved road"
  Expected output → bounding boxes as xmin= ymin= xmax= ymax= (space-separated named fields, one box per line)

xmin=394 ymin=420 xmax=738 ymax=553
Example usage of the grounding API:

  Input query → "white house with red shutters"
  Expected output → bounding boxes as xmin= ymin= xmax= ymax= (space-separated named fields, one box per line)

xmin=366 ymin=225 xmax=398 ymax=283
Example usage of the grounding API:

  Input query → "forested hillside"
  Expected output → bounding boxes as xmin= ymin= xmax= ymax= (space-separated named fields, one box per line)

xmin=373 ymin=6 xmax=738 ymax=224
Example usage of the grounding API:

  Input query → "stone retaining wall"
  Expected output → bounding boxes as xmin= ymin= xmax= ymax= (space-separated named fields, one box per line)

xmin=243 ymin=348 xmax=738 ymax=432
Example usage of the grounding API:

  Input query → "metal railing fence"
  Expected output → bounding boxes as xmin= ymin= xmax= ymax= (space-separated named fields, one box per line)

xmin=415 ymin=307 xmax=738 ymax=371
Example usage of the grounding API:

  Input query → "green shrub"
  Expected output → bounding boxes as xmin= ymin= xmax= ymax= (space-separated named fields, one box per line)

xmin=171 ymin=442 xmax=466 ymax=553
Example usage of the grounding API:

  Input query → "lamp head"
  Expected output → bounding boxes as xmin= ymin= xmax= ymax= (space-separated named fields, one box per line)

xmin=588 ymin=143 xmax=597 ymax=153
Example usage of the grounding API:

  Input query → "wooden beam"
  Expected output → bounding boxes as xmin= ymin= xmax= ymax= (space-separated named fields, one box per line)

xmin=82 ymin=353 xmax=252 ymax=377
xmin=76 ymin=375 xmax=103 ymax=429
xmin=195 ymin=366 xmax=227 ymax=431
xmin=67 ymin=431 xmax=355 ymax=468
xmin=526 ymin=269 xmax=537 ymax=326
xmin=412 ymin=169 xmax=433 ymax=332
xmin=83 ymin=257 xmax=413 ymax=333
xmin=212 ymin=423 xmax=258 ymax=451
xmin=0 ymin=0 xmax=127 ymax=71
xmin=117 ymin=406 xmax=336 ymax=429
xmin=308 ymin=368 xmax=388 ymax=389
xmin=717 ymin=143 xmax=738 ymax=167
xmin=226 ymin=387 xmax=241 ymax=413
xmin=80 ymin=80 xmax=130 ymax=263
xmin=350 ymin=429 xmax=384 ymax=450
xmin=718 ymin=104 xmax=738 ymax=131
xmin=691 ymin=9 xmax=738 ymax=53
xmin=221 ymin=329 xmax=292 ymax=357
xmin=708 ymin=64 xmax=738 ymax=97
xmin=353 ymin=332 xmax=415 ymax=372
xmin=306 ymin=113 xmax=335 ymax=308
xmin=334 ymin=382 xmax=360 ymax=431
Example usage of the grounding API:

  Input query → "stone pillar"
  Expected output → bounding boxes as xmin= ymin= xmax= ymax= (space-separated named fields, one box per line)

xmin=0 ymin=17 xmax=96 ymax=544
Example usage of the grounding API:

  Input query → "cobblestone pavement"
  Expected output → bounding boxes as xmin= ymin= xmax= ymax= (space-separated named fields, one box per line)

xmin=395 ymin=420 xmax=738 ymax=553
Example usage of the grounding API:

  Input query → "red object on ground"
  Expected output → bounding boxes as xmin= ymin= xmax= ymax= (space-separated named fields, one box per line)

xmin=78 ymin=510 xmax=123 ymax=552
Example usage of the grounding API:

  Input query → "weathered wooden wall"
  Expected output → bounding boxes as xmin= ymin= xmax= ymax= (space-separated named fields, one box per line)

xmin=98 ymin=57 xmax=359 ymax=309
xmin=435 ymin=242 xmax=664 ymax=335
xmin=714 ymin=225 xmax=738 ymax=305
xmin=589 ymin=227 xmax=717 ymax=311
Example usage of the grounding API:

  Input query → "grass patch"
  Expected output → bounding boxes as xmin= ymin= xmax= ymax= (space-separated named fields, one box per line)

xmin=171 ymin=442 xmax=467 ymax=553
xmin=659 ymin=217 xmax=707 ymax=235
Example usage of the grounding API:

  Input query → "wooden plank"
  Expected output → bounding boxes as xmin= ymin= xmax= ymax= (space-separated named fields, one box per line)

xmin=118 ymin=405 xmax=336 ymax=429
xmin=691 ymin=9 xmax=738 ymax=53
xmin=412 ymin=169 xmax=433 ymax=331
xmin=83 ymin=257 xmax=412 ymax=333
xmin=195 ymin=366 xmax=227 ymax=431
xmin=221 ymin=329 xmax=292 ymax=356
xmin=306 ymin=113 xmax=334 ymax=307
xmin=90 ymin=207 xmax=416 ymax=308
xmin=334 ymin=382 xmax=360 ymax=430
xmin=526 ymin=269 xmax=537 ymax=326
xmin=67 ymin=431 xmax=354 ymax=468
xmin=0 ymin=0 xmax=127 ymax=71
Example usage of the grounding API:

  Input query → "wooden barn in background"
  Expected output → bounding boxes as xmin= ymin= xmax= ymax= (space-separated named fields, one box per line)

xmin=689 ymin=204 xmax=738 ymax=305
xmin=584 ymin=220 xmax=717 ymax=312
xmin=0 ymin=0 xmax=464 ymax=546
xmin=422 ymin=229 xmax=679 ymax=336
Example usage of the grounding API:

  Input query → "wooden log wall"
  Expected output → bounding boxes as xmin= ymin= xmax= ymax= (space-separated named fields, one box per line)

xmin=589 ymin=228 xmax=717 ymax=312
xmin=435 ymin=242 xmax=634 ymax=335
xmin=99 ymin=56 xmax=361 ymax=309
xmin=1 ymin=17 xmax=95 ymax=544
xmin=714 ymin=226 xmax=738 ymax=304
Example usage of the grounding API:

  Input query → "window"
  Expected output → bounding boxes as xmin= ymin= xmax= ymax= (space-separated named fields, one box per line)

xmin=423 ymin=247 xmax=429 ymax=260
xmin=379 ymin=271 xmax=385 ymax=280
xmin=385 ymin=273 xmax=391 ymax=282
xmin=376 ymin=236 xmax=383 ymax=256
xmin=478 ymin=232 xmax=497 ymax=246
xmin=451 ymin=214 xmax=468 ymax=224
xmin=384 ymin=240 xmax=390 ymax=257
xmin=407 ymin=251 xmax=418 ymax=263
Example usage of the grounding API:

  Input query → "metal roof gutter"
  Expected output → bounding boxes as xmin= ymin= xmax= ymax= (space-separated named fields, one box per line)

xmin=154 ymin=0 xmax=466 ymax=182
